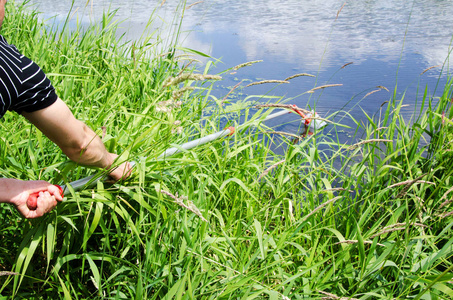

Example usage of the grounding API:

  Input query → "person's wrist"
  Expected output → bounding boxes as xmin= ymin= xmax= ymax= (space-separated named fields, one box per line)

xmin=9 ymin=180 xmax=29 ymax=206
xmin=104 ymin=153 xmax=118 ymax=170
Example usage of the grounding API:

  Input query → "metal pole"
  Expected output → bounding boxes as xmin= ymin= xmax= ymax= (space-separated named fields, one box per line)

xmin=158 ymin=127 xmax=234 ymax=159
xmin=61 ymin=109 xmax=292 ymax=194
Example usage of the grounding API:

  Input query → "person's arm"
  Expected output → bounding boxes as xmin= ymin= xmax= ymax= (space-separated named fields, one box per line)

xmin=0 ymin=178 xmax=63 ymax=219
xmin=22 ymin=98 xmax=131 ymax=181
xmin=0 ymin=98 xmax=130 ymax=218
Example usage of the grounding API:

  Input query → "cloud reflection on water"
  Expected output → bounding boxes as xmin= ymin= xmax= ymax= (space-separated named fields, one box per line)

xmin=13 ymin=0 xmax=453 ymax=147
xmin=185 ymin=0 xmax=453 ymax=72
xmin=17 ymin=0 xmax=453 ymax=73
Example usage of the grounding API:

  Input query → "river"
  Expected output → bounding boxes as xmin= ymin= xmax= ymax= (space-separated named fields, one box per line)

xmin=14 ymin=0 xmax=453 ymax=143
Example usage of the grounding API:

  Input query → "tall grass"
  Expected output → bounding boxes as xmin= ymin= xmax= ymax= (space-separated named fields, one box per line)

xmin=1 ymin=1 xmax=453 ymax=299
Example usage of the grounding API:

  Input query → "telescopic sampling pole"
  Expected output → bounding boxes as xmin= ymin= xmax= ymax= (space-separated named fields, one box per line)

xmin=29 ymin=107 xmax=325 ymax=208
xmin=58 ymin=109 xmax=292 ymax=195
xmin=57 ymin=127 xmax=237 ymax=195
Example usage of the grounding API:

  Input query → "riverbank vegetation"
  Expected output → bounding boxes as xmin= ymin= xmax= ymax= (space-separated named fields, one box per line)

xmin=1 ymin=1 xmax=452 ymax=299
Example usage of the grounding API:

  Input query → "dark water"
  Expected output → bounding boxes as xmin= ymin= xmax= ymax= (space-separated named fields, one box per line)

xmin=16 ymin=0 xmax=453 ymax=144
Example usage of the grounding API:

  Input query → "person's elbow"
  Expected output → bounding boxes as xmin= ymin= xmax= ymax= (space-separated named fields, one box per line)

xmin=63 ymin=144 xmax=89 ymax=164
xmin=60 ymin=121 xmax=99 ymax=164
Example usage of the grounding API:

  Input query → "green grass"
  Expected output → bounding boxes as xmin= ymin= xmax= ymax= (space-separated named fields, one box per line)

xmin=1 ymin=1 xmax=453 ymax=299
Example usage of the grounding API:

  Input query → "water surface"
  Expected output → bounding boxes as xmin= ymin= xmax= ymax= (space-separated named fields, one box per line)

xmin=15 ymin=0 xmax=453 ymax=143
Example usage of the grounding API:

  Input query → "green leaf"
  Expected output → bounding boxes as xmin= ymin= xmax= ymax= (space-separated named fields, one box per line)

xmin=254 ymin=219 xmax=265 ymax=260
xmin=46 ymin=222 xmax=56 ymax=272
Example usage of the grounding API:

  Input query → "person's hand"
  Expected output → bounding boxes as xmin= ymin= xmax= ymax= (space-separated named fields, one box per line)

xmin=105 ymin=153 xmax=133 ymax=182
xmin=9 ymin=181 xmax=64 ymax=219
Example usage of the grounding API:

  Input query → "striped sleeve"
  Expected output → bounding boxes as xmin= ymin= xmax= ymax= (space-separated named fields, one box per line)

xmin=0 ymin=35 xmax=58 ymax=119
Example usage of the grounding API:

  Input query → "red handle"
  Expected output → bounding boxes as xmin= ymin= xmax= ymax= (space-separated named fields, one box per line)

xmin=290 ymin=105 xmax=311 ymax=126
xmin=27 ymin=185 xmax=64 ymax=210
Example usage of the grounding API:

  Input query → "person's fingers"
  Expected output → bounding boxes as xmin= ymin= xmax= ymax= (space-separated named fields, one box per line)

xmin=27 ymin=192 xmax=39 ymax=210
xmin=121 ymin=161 xmax=133 ymax=179
xmin=35 ymin=191 xmax=58 ymax=216
xmin=107 ymin=161 xmax=133 ymax=182
xmin=27 ymin=185 xmax=63 ymax=210
xmin=47 ymin=185 xmax=64 ymax=201
xmin=9 ymin=181 xmax=62 ymax=218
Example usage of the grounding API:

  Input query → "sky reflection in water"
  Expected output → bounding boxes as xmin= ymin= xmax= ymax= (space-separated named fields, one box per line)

xmin=16 ymin=0 xmax=453 ymax=143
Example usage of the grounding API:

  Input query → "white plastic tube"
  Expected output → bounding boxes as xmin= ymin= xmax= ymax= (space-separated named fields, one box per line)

xmin=61 ymin=110 xmax=292 ymax=194
xmin=158 ymin=127 xmax=235 ymax=158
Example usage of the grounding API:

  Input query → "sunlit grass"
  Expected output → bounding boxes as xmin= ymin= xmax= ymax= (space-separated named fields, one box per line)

xmin=0 ymin=1 xmax=452 ymax=299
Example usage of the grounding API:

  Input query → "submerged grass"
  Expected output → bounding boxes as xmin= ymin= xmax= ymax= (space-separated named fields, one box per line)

xmin=1 ymin=1 xmax=453 ymax=299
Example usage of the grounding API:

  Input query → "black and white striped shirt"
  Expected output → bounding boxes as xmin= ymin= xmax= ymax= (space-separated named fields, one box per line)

xmin=0 ymin=35 xmax=57 ymax=119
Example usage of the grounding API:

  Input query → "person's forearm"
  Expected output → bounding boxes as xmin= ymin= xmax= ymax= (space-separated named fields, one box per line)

xmin=23 ymin=99 xmax=115 ymax=171
xmin=61 ymin=120 xmax=115 ymax=170
xmin=23 ymin=98 xmax=131 ymax=182
xmin=0 ymin=178 xmax=62 ymax=202
xmin=0 ymin=178 xmax=22 ymax=203
xmin=48 ymin=121 xmax=128 ymax=180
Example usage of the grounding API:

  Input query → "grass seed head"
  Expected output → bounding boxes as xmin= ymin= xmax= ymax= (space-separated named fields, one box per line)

xmin=346 ymin=139 xmax=392 ymax=151
xmin=341 ymin=62 xmax=354 ymax=68
xmin=163 ymin=73 xmax=222 ymax=89
xmin=232 ymin=60 xmax=263 ymax=70
xmin=258 ymin=159 xmax=286 ymax=180
xmin=438 ymin=186 xmax=453 ymax=209
xmin=334 ymin=240 xmax=385 ymax=247
xmin=245 ymin=80 xmax=289 ymax=88
xmin=255 ymin=103 xmax=311 ymax=115
xmin=284 ymin=73 xmax=316 ymax=81
xmin=172 ymin=86 xmax=195 ymax=100
xmin=439 ymin=211 xmax=453 ymax=218
xmin=160 ymin=190 xmax=207 ymax=222
xmin=307 ymin=84 xmax=343 ymax=93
